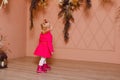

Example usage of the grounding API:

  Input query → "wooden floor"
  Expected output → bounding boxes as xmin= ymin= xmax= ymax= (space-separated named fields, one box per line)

xmin=0 ymin=57 xmax=120 ymax=80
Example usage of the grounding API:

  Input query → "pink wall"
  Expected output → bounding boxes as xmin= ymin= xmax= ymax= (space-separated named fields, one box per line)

xmin=0 ymin=0 xmax=27 ymax=58
xmin=26 ymin=0 xmax=120 ymax=64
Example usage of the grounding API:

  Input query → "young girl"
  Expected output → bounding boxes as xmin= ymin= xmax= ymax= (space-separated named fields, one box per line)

xmin=34 ymin=19 xmax=54 ymax=73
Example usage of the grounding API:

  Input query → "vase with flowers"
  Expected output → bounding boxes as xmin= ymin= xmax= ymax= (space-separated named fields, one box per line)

xmin=0 ymin=32 xmax=10 ymax=69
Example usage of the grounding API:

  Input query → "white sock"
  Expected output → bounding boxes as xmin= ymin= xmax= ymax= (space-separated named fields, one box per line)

xmin=39 ymin=57 xmax=46 ymax=66
xmin=44 ymin=59 xmax=46 ymax=64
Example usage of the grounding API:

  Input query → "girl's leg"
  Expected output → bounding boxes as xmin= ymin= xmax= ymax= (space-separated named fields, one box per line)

xmin=39 ymin=57 xmax=46 ymax=66
xmin=37 ymin=57 xmax=47 ymax=73
xmin=43 ymin=59 xmax=46 ymax=64
xmin=43 ymin=58 xmax=51 ymax=70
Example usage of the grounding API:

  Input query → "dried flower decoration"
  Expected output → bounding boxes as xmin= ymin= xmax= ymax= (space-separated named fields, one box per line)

xmin=30 ymin=0 xmax=48 ymax=29
xmin=58 ymin=0 xmax=91 ymax=43
xmin=38 ymin=0 xmax=47 ymax=7
xmin=0 ymin=32 xmax=8 ymax=69
xmin=85 ymin=0 xmax=91 ymax=9
xmin=58 ymin=0 xmax=81 ymax=43
xmin=0 ymin=32 xmax=11 ymax=54
xmin=0 ymin=0 xmax=8 ymax=10
xmin=100 ymin=0 xmax=113 ymax=7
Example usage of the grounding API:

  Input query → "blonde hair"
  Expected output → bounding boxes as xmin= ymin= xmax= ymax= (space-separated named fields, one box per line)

xmin=40 ymin=20 xmax=53 ymax=33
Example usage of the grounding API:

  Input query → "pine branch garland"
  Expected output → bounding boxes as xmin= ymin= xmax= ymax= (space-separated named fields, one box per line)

xmin=30 ymin=0 xmax=40 ymax=29
xmin=30 ymin=0 xmax=47 ymax=29
xmin=86 ymin=0 xmax=91 ymax=9
xmin=58 ymin=0 xmax=81 ymax=43
xmin=58 ymin=0 xmax=92 ymax=43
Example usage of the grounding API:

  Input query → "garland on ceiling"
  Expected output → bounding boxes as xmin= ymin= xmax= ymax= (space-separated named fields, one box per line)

xmin=30 ymin=0 xmax=47 ymax=29
xmin=58 ymin=0 xmax=91 ymax=43
xmin=0 ymin=0 xmax=8 ymax=10
xmin=29 ymin=0 xmax=115 ymax=43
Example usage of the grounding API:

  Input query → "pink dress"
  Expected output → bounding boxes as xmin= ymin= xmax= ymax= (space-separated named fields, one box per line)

xmin=34 ymin=31 xmax=54 ymax=58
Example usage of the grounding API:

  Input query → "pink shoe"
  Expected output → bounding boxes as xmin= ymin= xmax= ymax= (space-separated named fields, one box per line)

xmin=43 ymin=64 xmax=51 ymax=70
xmin=36 ymin=65 xmax=47 ymax=73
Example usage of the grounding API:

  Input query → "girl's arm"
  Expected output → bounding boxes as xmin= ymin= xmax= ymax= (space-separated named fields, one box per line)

xmin=47 ymin=35 xmax=54 ymax=53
